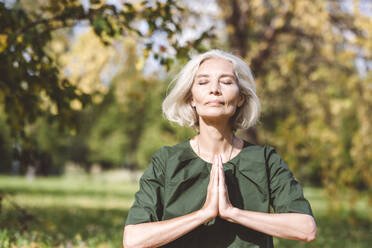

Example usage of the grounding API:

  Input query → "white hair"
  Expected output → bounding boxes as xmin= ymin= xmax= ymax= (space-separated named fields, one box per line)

xmin=162 ymin=49 xmax=261 ymax=131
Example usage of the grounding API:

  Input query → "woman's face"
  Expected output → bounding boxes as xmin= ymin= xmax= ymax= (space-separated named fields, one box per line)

xmin=190 ymin=58 xmax=244 ymax=121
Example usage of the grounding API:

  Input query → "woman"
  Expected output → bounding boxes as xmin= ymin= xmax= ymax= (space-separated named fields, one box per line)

xmin=123 ymin=50 xmax=316 ymax=248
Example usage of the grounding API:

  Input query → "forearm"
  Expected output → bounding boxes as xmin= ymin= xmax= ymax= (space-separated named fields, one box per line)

xmin=225 ymin=208 xmax=317 ymax=242
xmin=123 ymin=209 xmax=210 ymax=248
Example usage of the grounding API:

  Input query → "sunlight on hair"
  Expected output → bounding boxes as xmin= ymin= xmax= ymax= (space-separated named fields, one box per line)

xmin=162 ymin=50 xmax=261 ymax=131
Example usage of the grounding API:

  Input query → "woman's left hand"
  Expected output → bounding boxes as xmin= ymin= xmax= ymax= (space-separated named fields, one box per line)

xmin=217 ymin=155 xmax=235 ymax=220
xmin=215 ymin=156 xmax=317 ymax=242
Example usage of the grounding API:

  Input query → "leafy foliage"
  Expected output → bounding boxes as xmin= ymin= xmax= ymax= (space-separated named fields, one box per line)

xmin=0 ymin=0 xmax=208 ymax=138
xmin=8 ymin=37 xmax=194 ymax=172
xmin=217 ymin=0 xmax=372 ymax=210
xmin=0 ymin=0 xmax=371 ymax=220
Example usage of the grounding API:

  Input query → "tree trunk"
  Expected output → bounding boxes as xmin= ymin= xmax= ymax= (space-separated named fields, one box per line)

xmin=218 ymin=0 xmax=296 ymax=145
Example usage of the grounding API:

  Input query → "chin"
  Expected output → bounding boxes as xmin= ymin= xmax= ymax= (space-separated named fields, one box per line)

xmin=198 ymin=111 xmax=234 ymax=120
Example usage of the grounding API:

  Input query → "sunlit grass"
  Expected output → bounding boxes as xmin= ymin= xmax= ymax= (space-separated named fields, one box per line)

xmin=0 ymin=172 xmax=371 ymax=247
xmin=0 ymin=171 xmax=138 ymax=247
xmin=0 ymin=171 xmax=139 ymax=208
xmin=276 ymin=187 xmax=371 ymax=247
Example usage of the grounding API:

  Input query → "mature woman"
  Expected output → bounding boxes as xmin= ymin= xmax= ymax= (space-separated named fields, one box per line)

xmin=123 ymin=50 xmax=316 ymax=248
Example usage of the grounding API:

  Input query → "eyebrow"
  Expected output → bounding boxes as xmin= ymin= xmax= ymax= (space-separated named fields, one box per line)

xmin=195 ymin=73 xmax=236 ymax=79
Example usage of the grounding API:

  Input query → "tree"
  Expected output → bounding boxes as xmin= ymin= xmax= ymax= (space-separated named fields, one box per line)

xmin=0 ymin=0 xmax=208 ymax=138
xmin=216 ymin=0 xmax=372 ymax=210
xmin=11 ymin=34 xmax=194 ymax=173
xmin=0 ymin=0 xmax=212 ymax=175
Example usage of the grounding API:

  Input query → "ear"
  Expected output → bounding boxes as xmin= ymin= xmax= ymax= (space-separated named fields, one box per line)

xmin=237 ymin=94 xmax=245 ymax=107
xmin=190 ymin=97 xmax=196 ymax=107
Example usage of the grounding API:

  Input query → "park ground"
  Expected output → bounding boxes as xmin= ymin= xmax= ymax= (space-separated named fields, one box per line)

xmin=0 ymin=170 xmax=371 ymax=248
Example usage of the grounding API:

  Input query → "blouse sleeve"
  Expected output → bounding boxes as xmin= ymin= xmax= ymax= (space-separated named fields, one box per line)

xmin=125 ymin=148 xmax=166 ymax=226
xmin=265 ymin=146 xmax=313 ymax=216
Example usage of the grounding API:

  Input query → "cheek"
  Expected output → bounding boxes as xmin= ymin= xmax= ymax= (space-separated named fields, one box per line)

xmin=191 ymin=89 xmax=206 ymax=103
xmin=225 ymin=88 xmax=241 ymax=102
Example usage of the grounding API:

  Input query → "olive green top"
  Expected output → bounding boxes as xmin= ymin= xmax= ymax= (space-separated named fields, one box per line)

xmin=125 ymin=140 xmax=313 ymax=248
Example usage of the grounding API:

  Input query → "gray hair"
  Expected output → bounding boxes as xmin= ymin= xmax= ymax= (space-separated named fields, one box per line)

xmin=162 ymin=49 xmax=261 ymax=131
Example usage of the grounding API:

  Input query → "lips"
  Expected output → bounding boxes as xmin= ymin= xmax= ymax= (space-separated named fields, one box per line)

xmin=205 ymin=100 xmax=225 ymax=105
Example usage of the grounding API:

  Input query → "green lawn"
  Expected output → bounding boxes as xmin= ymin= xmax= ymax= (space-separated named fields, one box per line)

xmin=0 ymin=172 xmax=371 ymax=247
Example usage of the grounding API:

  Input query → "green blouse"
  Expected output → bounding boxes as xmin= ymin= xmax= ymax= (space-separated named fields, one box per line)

xmin=125 ymin=140 xmax=313 ymax=248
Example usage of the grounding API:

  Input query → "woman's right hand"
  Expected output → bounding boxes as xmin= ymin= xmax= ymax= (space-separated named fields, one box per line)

xmin=124 ymin=158 xmax=220 ymax=248
xmin=200 ymin=155 xmax=219 ymax=222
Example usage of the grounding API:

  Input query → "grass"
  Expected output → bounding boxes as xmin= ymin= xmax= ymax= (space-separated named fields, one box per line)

xmin=0 ymin=171 xmax=371 ymax=247
xmin=0 ymin=171 xmax=138 ymax=247
xmin=275 ymin=188 xmax=372 ymax=248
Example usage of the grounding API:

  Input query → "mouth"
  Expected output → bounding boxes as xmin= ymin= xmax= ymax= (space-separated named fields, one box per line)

xmin=205 ymin=100 xmax=225 ymax=106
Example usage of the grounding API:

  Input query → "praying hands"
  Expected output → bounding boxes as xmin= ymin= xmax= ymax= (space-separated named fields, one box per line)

xmin=200 ymin=155 xmax=234 ymax=222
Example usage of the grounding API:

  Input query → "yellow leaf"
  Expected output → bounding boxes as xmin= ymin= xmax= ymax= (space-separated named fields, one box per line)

xmin=135 ymin=58 xmax=145 ymax=71
xmin=0 ymin=34 xmax=7 ymax=52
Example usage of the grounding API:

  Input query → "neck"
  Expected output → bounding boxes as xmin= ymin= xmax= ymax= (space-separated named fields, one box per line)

xmin=197 ymin=117 xmax=234 ymax=161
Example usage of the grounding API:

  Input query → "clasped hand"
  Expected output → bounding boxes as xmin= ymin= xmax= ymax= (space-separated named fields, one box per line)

xmin=201 ymin=155 xmax=234 ymax=222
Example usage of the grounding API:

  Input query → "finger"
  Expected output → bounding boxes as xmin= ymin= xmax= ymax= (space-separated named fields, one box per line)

xmin=213 ymin=155 xmax=219 ymax=187
xmin=212 ymin=154 xmax=218 ymax=171
xmin=217 ymin=156 xmax=223 ymax=194
xmin=219 ymin=156 xmax=229 ymax=198
xmin=215 ymin=155 xmax=221 ymax=175
xmin=209 ymin=155 xmax=217 ymax=185
xmin=211 ymin=155 xmax=217 ymax=175
xmin=207 ymin=156 xmax=216 ymax=190
xmin=218 ymin=155 xmax=225 ymax=185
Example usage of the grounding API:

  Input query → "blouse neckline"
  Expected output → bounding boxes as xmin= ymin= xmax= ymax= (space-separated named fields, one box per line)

xmin=187 ymin=139 xmax=251 ymax=165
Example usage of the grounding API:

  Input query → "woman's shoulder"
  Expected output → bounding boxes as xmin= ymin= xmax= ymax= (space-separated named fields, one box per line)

xmin=238 ymin=140 xmax=279 ymax=163
xmin=152 ymin=140 xmax=192 ymax=162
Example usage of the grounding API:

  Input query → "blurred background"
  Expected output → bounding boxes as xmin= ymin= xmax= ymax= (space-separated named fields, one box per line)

xmin=0 ymin=0 xmax=371 ymax=247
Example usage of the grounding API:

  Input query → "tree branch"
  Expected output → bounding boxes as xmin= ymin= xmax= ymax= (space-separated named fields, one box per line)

xmin=250 ymin=2 xmax=296 ymax=76
xmin=17 ymin=7 xmax=87 ymax=34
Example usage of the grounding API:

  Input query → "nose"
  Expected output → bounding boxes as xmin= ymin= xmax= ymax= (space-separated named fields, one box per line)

xmin=209 ymin=80 xmax=221 ymax=95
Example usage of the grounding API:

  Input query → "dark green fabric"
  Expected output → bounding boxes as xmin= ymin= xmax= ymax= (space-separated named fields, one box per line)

xmin=125 ymin=140 xmax=313 ymax=248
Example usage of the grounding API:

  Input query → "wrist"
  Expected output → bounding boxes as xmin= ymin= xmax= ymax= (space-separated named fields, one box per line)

xmin=197 ymin=208 xmax=214 ymax=224
xmin=221 ymin=207 xmax=239 ymax=223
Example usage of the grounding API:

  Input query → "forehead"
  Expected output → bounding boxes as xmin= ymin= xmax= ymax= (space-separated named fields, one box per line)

xmin=196 ymin=58 xmax=234 ymax=76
